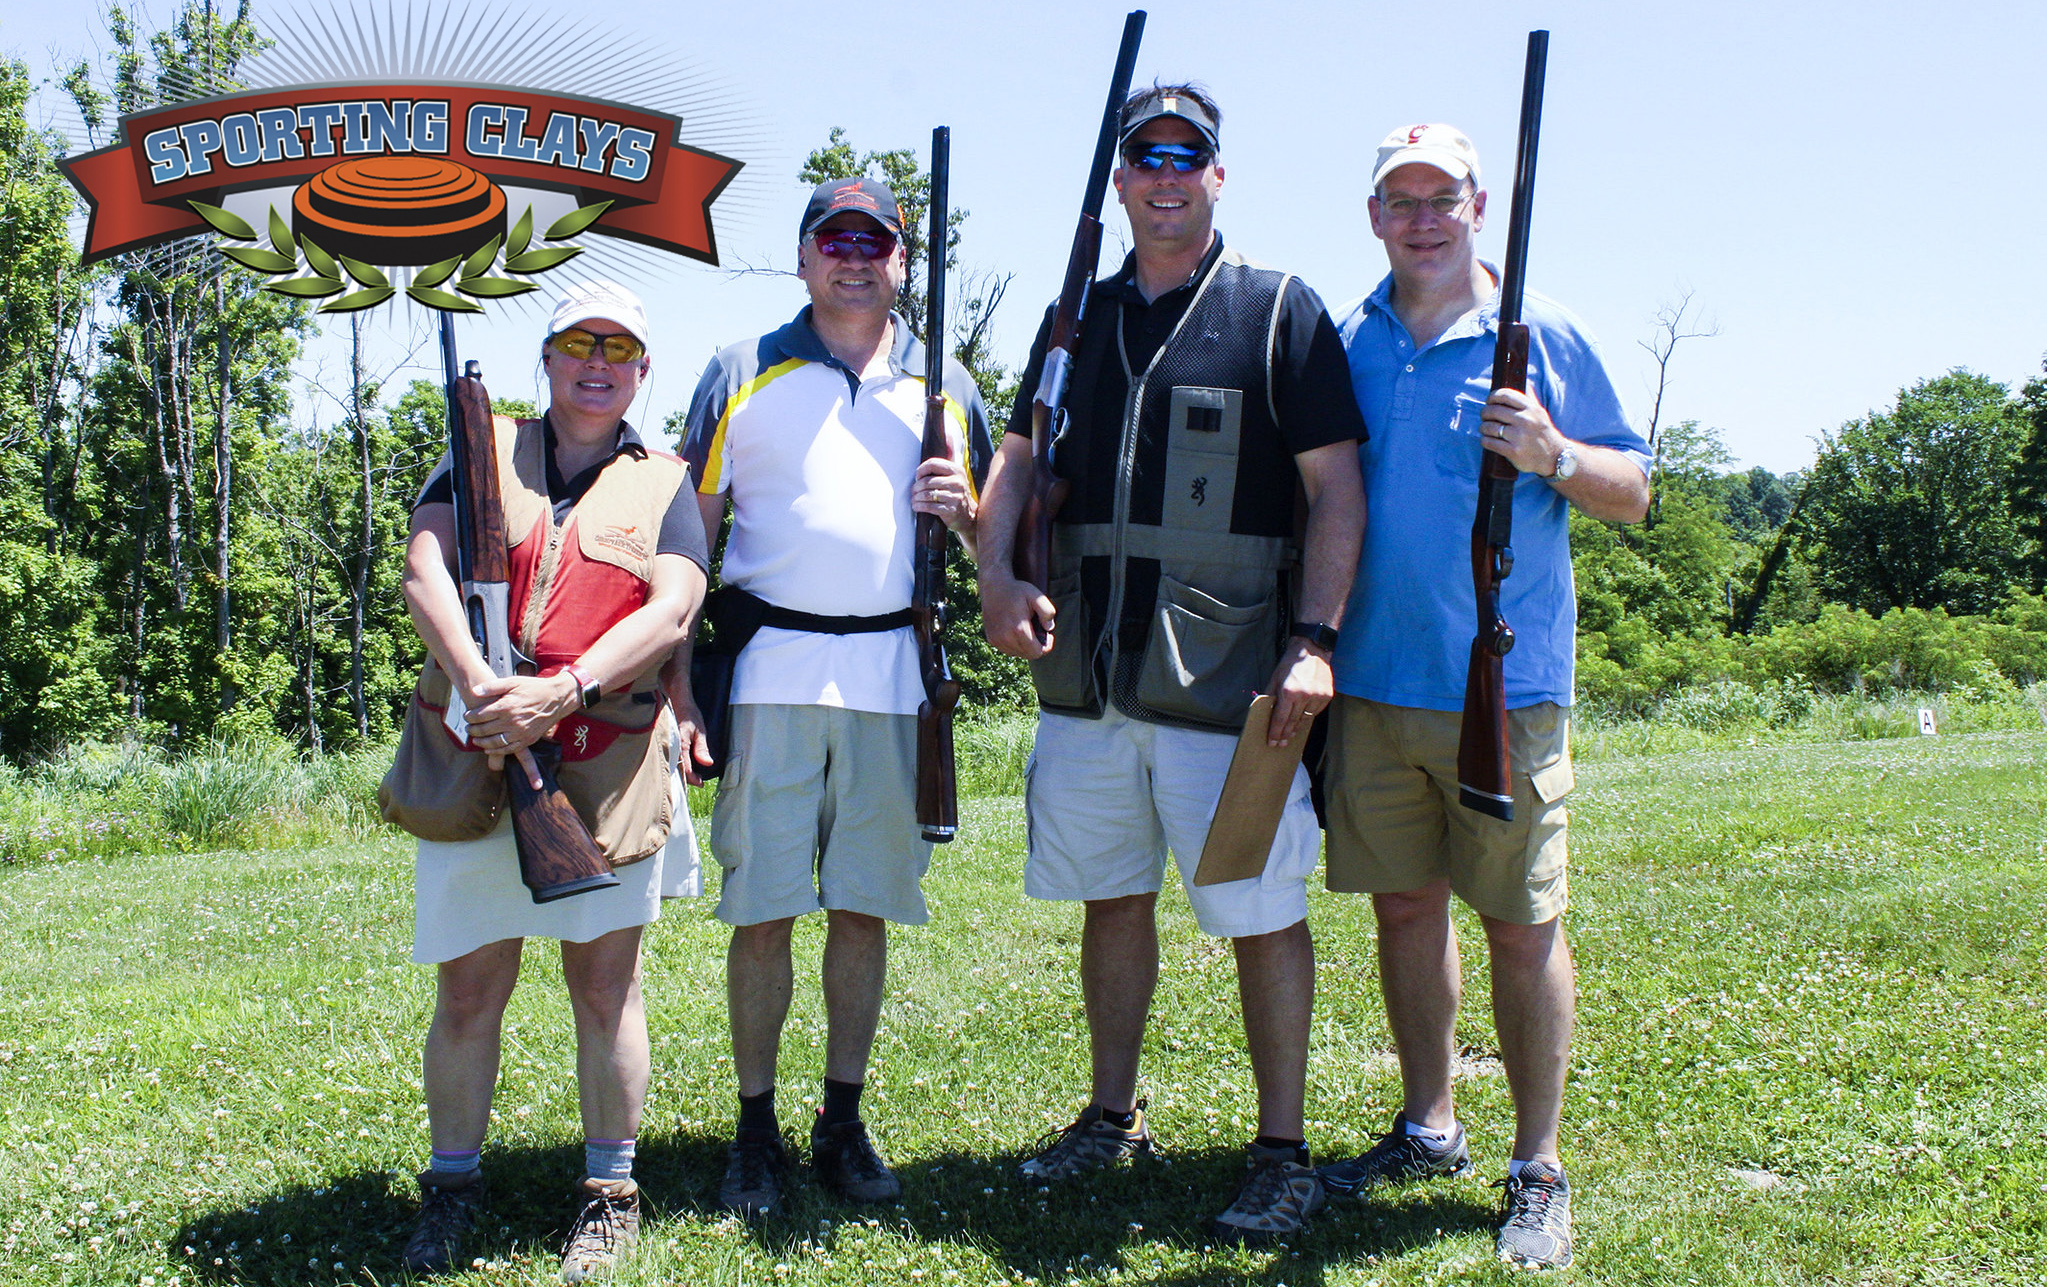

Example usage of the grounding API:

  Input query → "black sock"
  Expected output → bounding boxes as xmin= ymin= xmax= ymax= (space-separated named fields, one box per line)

xmin=1255 ymin=1135 xmax=1309 ymax=1164
xmin=738 ymin=1089 xmax=776 ymax=1133
xmin=820 ymin=1077 xmax=864 ymax=1126
xmin=1096 ymin=1105 xmax=1137 ymax=1130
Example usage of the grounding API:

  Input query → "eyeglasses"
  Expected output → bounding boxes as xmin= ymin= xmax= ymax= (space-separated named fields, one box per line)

xmin=1123 ymin=142 xmax=1214 ymax=173
xmin=1378 ymin=191 xmax=1475 ymax=220
xmin=549 ymin=328 xmax=645 ymax=363
xmin=811 ymin=228 xmax=898 ymax=260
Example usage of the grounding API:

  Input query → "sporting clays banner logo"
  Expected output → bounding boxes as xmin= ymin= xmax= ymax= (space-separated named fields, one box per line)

xmin=62 ymin=83 xmax=741 ymax=313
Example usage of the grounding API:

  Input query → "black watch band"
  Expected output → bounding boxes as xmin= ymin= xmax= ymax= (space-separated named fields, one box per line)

xmin=1289 ymin=620 xmax=1339 ymax=652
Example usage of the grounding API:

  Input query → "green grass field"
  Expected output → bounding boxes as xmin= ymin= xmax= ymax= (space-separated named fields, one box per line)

xmin=2 ymin=730 xmax=2043 ymax=1285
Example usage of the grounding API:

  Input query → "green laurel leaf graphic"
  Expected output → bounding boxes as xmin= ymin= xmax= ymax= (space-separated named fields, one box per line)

xmin=453 ymin=277 xmax=538 ymax=299
xmin=544 ymin=201 xmax=612 ymax=241
xmin=189 ymin=201 xmax=257 ymax=240
xmin=300 ymin=237 xmax=339 ymax=280
xmin=219 ymin=245 xmax=297 ymax=275
xmin=267 ymin=207 xmax=295 ymax=259
xmin=338 ymin=257 xmax=390 ymax=289
xmin=319 ymin=285 xmax=397 ymax=313
xmin=460 ymin=235 xmax=503 ymax=282
xmin=501 ymin=245 xmax=583 ymax=275
xmin=406 ymin=285 xmax=484 ymax=313
xmin=412 ymin=256 xmax=462 ymax=289
xmin=264 ymin=277 xmax=346 ymax=298
xmin=506 ymin=206 xmax=534 ymax=260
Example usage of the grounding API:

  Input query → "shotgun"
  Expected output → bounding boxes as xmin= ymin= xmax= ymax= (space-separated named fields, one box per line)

xmin=439 ymin=314 xmax=619 ymax=902
xmin=1455 ymin=30 xmax=1548 ymax=822
xmin=913 ymin=125 xmax=960 ymax=844
xmin=1013 ymin=9 xmax=1146 ymax=615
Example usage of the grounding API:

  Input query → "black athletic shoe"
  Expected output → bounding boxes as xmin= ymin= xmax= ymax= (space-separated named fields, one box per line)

xmin=717 ymin=1127 xmax=788 ymax=1218
xmin=809 ymin=1117 xmax=902 ymax=1203
xmin=1495 ymin=1160 xmax=1573 ymax=1270
xmin=1318 ymin=1112 xmax=1474 ymax=1196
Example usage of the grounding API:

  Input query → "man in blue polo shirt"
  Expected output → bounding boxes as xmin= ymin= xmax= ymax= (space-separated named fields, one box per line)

xmin=1316 ymin=124 xmax=1650 ymax=1271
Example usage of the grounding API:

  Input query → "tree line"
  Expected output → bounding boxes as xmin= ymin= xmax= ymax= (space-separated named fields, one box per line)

xmin=0 ymin=3 xmax=2040 ymax=762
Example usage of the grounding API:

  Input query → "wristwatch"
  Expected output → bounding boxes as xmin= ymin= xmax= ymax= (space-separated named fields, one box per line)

xmin=1289 ymin=620 xmax=1340 ymax=652
xmin=565 ymin=662 xmax=603 ymax=710
xmin=1550 ymin=445 xmax=1579 ymax=480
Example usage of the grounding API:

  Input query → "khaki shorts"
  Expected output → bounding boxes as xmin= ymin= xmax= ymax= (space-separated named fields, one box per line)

xmin=1324 ymin=697 xmax=1574 ymax=925
xmin=1025 ymin=706 xmax=1318 ymax=939
xmin=710 ymin=703 xmax=931 ymax=927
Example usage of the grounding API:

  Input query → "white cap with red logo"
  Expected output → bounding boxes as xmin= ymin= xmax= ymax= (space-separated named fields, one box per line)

xmin=1372 ymin=124 xmax=1481 ymax=190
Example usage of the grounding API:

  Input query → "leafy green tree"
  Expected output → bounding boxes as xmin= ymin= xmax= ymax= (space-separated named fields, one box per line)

xmin=2015 ymin=360 xmax=2047 ymax=591
xmin=1799 ymin=370 xmax=2030 ymax=616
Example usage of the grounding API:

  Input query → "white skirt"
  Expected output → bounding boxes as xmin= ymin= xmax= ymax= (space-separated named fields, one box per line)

xmin=412 ymin=772 xmax=702 ymax=964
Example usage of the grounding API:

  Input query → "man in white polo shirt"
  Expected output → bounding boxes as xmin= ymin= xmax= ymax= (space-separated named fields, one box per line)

xmin=679 ymin=176 xmax=992 ymax=1217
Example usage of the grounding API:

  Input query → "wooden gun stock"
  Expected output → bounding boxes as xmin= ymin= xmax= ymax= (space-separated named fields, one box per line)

xmin=440 ymin=317 xmax=617 ymax=902
xmin=1457 ymin=326 xmax=1527 ymax=820
xmin=1455 ymin=30 xmax=1547 ymax=822
xmin=913 ymin=125 xmax=960 ymax=843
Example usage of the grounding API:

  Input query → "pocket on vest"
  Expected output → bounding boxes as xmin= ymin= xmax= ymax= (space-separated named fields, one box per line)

xmin=1135 ymin=574 xmax=1272 ymax=726
xmin=555 ymin=698 xmax=678 ymax=867
xmin=380 ymin=664 xmax=508 ymax=842
xmin=1031 ymin=572 xmax=1097 ymax=711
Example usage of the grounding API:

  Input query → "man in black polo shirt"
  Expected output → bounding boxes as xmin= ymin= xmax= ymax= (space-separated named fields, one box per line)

xmin=977 ymin=84 xmax=1366 ymax=1242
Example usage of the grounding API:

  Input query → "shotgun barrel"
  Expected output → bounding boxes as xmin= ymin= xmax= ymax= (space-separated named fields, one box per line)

xmin=1455 ymin=30 xmax=1548 ymax=822
xmin=913 ymin=125 xmax=961 ymax=844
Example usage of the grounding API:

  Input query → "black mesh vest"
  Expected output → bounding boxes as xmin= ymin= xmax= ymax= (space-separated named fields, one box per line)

xmin=1030 ymin=249 xmax=1299 ymax=734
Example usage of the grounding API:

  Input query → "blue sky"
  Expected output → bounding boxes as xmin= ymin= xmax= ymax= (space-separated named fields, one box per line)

xmin=9 ymin=0 xmax=2045 ymax=473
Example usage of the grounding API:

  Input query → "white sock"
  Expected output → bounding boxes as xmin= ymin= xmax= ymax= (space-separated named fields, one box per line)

xmin=1403 ymin=1118 xmax=1455 ymax=1148
xmin=1509 ymin=1158 xmax=1560 ymax=1180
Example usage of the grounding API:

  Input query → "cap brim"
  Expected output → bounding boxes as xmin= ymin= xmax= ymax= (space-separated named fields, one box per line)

xmin=1371 ymin=148 xmax=1475 ymax=190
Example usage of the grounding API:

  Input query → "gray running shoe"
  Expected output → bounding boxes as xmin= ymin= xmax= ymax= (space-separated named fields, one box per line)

xmin=559 ymin=1176 xmax=639 ymax=1284
xmin=402 ymin=1169 xmax=486 ymax=1275
xmin=1495 ymin=1160 xmax=1573 ymax=1270
xmin=1318 ymin=1112 xmax=1474 ymax=1195
xmin=1017 ymin=1100 xmax=1154 ymax=1182
xmin=717 ymin=1127 xmax=789 ymax=1218
xmin=1212 ymin=1142 xmax=1325 ymax=1245
xmin=809 ymin=1117 xmax=903 ymax=1203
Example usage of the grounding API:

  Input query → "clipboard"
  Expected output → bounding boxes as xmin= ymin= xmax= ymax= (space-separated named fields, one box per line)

xmin=1193 ymin=694 xmax=1306 ymax=886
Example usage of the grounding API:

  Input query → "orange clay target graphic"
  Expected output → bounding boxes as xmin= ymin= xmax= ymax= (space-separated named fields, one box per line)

xmin=293 ymin=156 xmax=507 ymax=267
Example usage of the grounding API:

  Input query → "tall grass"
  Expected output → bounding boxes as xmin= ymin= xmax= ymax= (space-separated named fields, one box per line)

xmin=0 ymin=737 xmax=392 ymax=865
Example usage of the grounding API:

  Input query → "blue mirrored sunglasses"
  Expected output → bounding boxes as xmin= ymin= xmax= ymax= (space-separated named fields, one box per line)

xmin=1123 ymin=142 xmax=1214 ymax=173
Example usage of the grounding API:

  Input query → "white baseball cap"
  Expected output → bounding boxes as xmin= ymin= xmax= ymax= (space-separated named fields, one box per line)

xmin=547 ymin=279 xmax=650 ymax=349
xmin=1372 ymin=124 xmax=1481 ymax=190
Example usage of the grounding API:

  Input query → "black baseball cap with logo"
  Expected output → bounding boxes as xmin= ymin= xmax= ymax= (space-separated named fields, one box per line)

xmin=1118 ymin=87 xmax=1221 ymax=153
xmin=799 ymin=176 xmax=904 ymax=237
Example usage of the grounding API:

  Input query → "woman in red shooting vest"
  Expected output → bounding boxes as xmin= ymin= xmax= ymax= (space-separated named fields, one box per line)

xmin=395 ymin=281 xmax=709 ymax=1282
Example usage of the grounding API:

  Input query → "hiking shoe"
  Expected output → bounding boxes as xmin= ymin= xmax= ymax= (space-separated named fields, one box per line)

xmin=1495 ymin=1161 xmax=1573 ymax=1270
xmin=717 ymin=1127 xmax=789 ymax=1218
xmin=1018 ymin=1100 xmax=1154 ymax=1182
xmin=1212 ymin=1142 xmax=1325 ymax=1245
xmin=1318 ymin=1112 xmax=1474 ymax=1196
xmin=559 ymin=1176 xmax=639 ymax=1284
xmin=402 ymin=1169 xmax=486 ymax=1275
xmin=810 ymin=1116 xmax=903 ymax=1203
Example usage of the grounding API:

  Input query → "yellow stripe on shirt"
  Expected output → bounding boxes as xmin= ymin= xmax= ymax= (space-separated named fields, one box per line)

xmin=696 ymin=356 xmax=808 ymax=493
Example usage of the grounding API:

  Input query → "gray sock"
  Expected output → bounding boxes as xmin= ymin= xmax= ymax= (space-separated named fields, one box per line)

xmin=584 ymin=1137 xmax=635 ymax=1184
